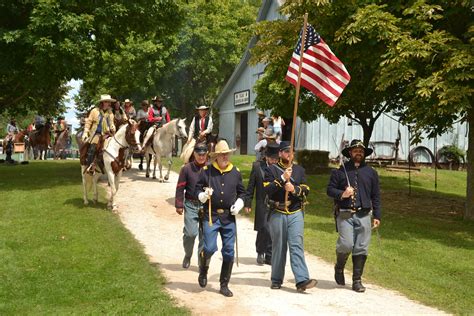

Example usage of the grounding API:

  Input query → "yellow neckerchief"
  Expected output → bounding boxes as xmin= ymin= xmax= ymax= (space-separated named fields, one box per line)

xmin=212 ymin=161 xmax=234 ymax=174
xmin=277 ymin=159 xmax=291 ymax=169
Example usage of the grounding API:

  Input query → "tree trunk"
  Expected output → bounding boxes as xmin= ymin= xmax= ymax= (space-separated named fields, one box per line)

xmin=465 ymin=106 xmax=474 ymax=220
xmin=360 ymin=120 xmax=375 ymax=148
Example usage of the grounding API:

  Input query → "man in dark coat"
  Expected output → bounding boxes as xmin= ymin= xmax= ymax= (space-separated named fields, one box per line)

xmin=327 ymin=139 xmax=381 ymax=292
xmin=245 ymin=143 xmax=279 ymax=265
xmin=196 ymin=139 xmax=246 ymax=297
xmin=264 ymin=141 xmax=317 ymax=292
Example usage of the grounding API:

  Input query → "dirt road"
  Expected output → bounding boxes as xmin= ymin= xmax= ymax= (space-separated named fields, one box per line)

xmin=113 ymin=166 xmax=445 ymax=315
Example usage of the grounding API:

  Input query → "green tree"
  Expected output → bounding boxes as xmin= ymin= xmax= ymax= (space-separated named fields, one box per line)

xmin=338 ymin=0 xmax=473 ymax=219
xmin=0 ymin=0 xmax=182 ymax=116
xmin=250 ymin=0 xmax=404 ymax=146
xmin=159 ymin=0 xmax=260 ymax=119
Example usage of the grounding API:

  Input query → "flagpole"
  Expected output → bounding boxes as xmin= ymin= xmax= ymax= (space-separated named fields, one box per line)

xmin=285 ymin=13 xmax=308 ymax=211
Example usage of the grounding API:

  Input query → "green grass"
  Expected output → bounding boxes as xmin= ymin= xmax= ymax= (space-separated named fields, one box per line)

xmin=189 ymin=155 xmax=471 ymax=314
xmin=0 ymin=161 xmax=189 ymax=315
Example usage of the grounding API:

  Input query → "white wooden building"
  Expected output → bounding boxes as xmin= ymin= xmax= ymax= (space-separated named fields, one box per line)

xmin=213 ymin=0 xmax=468 ymax=162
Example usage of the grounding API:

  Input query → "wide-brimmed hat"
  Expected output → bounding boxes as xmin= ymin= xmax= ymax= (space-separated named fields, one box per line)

xmin=124 ymin=99 xmax=132 ymax=103
xmin=210 ymin=140 xmax=236 ymax=156
xmin=265 ymin=143 xmax=280 ymax=158
xmin=257 ymin=110 xmax=265 ymax=116
xmin=262 ymin=117 xmax=272 ymax=122
xmin=98 ymin=94 xmax=116 ymax=103
xmin=342 ymin=139 xmax=373 ymax=158
xmin=194 ymin=142 xmax=208 ymax=154
xmin=152 ymin=95 xmax=164 ymax=101
xmin=196 ymin=105 xmax=209 ymax=110
xmin=263 ymin=128 xmax=276 ymax=139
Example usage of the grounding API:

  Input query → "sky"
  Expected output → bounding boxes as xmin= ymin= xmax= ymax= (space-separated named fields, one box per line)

xmin=64 ymin=79 xmax=82 ymax=130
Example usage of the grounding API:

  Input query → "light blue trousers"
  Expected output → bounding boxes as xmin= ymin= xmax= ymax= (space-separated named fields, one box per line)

xmin=183 ymin=199 xmax=203 ymax=259
xmin=336 ymin=212 xmax=372 ymax=256
xmin=268 ymin=211 xmax=310 ymax=285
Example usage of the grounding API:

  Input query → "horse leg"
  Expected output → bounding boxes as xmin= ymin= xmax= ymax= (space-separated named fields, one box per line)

xmin=93 ymin=173 xmax=99 ymax=204
xmin=164 ymin=156 xmax=172 ymax=181
xmin=152 ymin=155 xmax=158 ymax=179
xmin=81 ymin=166 xmax=89 ymax=205
xmin=145 ymin=153 xmax=151 ymax=178
xmin=158 ymin=157 xmax=164 ymax=182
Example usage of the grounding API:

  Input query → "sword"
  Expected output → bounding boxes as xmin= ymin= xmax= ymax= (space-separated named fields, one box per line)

xmin=332 ymin=135 xmax=351 ymax=187
xmin=234 ymin=214 xmax=239 ymax=267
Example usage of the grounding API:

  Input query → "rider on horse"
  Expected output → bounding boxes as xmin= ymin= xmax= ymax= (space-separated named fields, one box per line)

xmin=53 ymin=116 xmax=67 ymax=146
xmin=148 ymin=95 xmax=170 ymax=128
xmin=187 ymin=105 xmax=213 ymax=145
xmin=82 ymin=94 xmax=116 ymax=174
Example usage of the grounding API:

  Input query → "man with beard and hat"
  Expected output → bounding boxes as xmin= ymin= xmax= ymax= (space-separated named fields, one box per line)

xmin=82 ymin=94 xmax=116 ymax=173
xmin=175 ymin=142 xmax=209 ymax=269
xmin=327 ymin=139 xmax=381 ymax=293
xmin=196 ymin=139 xmax=246 ymax=297
xmin=245 ymin=142 xmax=280 ymax=265
xmin=263 ymin=141 xmax=317 ymax=292
xmin=187 ymin=105 xmax=213 ymax=144
xmin=148 ymin=96 xmax=169 ymax=128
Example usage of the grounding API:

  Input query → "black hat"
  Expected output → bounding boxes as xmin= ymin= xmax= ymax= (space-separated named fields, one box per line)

xmin=194 ymin=142 xmax=208 ymax=154
xmin=152 ymin=95 xmax=164 ymax=102
xmin=342 ymin=139 xmax=373 ymax=158
xmin=279 ymin=141 xmax=291 ymax=151
xmin=265 ymin=143 xmax=280 ymax=158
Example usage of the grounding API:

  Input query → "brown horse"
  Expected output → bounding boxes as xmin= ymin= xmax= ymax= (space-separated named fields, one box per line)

xmin=28 ymin=122 xmax=51 ymax=160
xmin=53 ymin=129 xmax=69 ymax=159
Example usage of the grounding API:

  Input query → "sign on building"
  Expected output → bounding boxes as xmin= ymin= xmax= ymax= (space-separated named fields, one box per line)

xmin=234 ymin=90 xmax=250 ymax=106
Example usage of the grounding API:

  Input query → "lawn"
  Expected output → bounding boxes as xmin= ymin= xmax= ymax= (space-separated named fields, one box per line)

xmin=173 ymin=155 xmax=473 ymax=314
xmin=0 ymin=161 xmax=189 ymax=315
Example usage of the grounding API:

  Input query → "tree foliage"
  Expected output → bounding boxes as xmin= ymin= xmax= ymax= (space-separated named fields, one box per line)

xmin=0 ymin=0 xmax=183 ymax=116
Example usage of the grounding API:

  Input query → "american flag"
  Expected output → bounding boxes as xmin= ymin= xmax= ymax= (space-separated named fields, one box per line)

xmin=285 ymin=24 xmax=350 ymax=107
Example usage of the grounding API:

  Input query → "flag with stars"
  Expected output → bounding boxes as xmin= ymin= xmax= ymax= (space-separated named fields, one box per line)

xmin=285 ymin=24 xmax=350 ymax=107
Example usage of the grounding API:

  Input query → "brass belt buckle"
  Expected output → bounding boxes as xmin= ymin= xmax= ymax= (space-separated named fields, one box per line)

xmin=217 ymin=208 xmax=225 ymax=214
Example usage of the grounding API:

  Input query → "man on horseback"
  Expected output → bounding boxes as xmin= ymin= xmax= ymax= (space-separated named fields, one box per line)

xmin=148 ymin=95 xmax=169 ymax=128
xmin=82 ymin=94 xmax=116 ymax=174
xmin=187 ymin=105 xmax=213 ymax=145
xmin=53 ymin=116 xmax=67 ymax=146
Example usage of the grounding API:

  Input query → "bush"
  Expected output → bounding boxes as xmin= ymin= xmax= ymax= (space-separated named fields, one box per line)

xmin=295 ymin=150 xmax=330 ymax=174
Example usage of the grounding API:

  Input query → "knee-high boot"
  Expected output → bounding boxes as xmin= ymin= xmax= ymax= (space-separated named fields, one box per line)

xmin=198 ymin=251 xmax=211 ymax=288
xmin=86 ymin=144 xmax=96 ymax=166
xmin=219 ymin=260 xmax=234 ymax=297
xmin=352 ymin=255 xmax=367 ymax=292
xmin=334 ymin=252 xmax=349 ymax=285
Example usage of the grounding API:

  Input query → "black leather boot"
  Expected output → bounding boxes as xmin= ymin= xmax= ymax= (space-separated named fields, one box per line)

xmin=198 ymin=252 xmax=211 ymax=288
xmin=352 ymin=255 xmax=367 ymax=292
xmin=334 ymin=252 xmax=349 ymax=285
xmin=219 ymin=260 xmax=234 ymax=297
xmin=85 ymin=144 xmax=96 ymax=173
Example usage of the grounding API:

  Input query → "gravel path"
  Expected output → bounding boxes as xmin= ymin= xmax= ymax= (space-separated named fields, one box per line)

xmin=113 ymin=165 xmax=446 ymax=315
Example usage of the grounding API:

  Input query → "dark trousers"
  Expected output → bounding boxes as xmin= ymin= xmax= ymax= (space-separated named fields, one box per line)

xmin=256 ymin=224 xmax=272 ymax=259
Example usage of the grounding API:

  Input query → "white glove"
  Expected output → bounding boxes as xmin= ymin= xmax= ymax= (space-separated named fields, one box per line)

xmin=230 ymin=198 xmax=244 ymax=216
xmin=198 ymin=187 xmax=213 ymax=203
xmin=81 ymin=133 xmax=88 ymax=142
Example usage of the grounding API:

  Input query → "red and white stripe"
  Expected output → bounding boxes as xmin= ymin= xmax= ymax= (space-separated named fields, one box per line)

xmin=286 ymin=40 xmax=350 ymax=107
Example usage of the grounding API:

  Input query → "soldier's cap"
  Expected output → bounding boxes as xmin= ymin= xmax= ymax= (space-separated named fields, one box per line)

xmin=265 ymin=143 xmax=280 ymax=158
xmin=342 ymin=139 xmax=373 ymax=158
xmin=279 ymin=141 xmax=291 ymax=152
xmin=194 ymin=142 xmax=208 ymax=154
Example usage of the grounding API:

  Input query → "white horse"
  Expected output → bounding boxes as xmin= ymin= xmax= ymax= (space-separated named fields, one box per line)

xmin=142 ymin=119 xmax=187 ymax=181
xmin=81 ymin=120 xmax=141 ymax=211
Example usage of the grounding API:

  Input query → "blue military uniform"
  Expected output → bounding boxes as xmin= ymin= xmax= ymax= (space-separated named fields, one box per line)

xmin=196 ymin=159 xmax=246 ymax=297
xmin=264 ymin=143 xmax=316 ymax=292
xmin=326 ymin=139 xmax=381 ymax=292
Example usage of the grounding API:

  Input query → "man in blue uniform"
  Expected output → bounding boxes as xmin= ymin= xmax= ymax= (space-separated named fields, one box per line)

xmin=196 ymin=139 xmax=246 ymax=297
xmin=175 ymin=143 xmax=208 ymax=269
xmin=245 ymin=143 xmax=279 ymax=265
xmin=264 ymin=141 xmax=317 ymax=292
xmin=327 ymin=139 xmax=381 ymax=292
